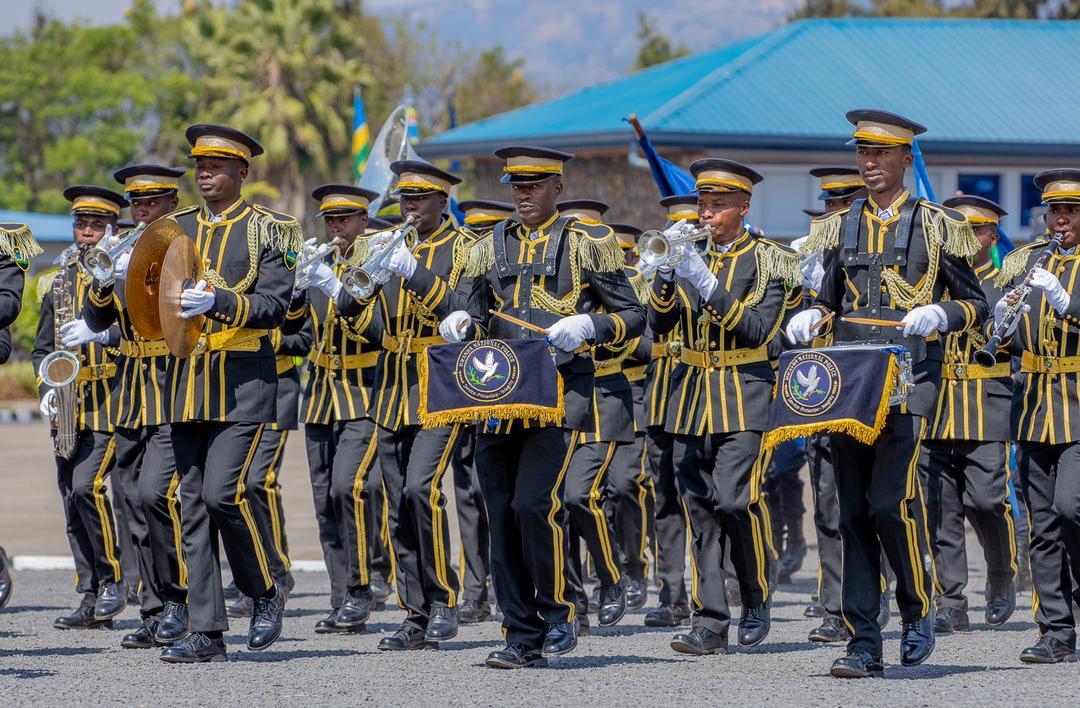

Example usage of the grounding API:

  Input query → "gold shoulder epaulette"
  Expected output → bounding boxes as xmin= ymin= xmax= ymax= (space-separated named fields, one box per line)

xmin=569 ymin=221 xmax=623 ymax=273
xmin=462 ymin=232 xmax=495 ymax=278
xmin=165 ymin=205 xmax=199 ymax=222
xmin=994 ymin=241 xmax=1045 ymax=289
xmin=0 ymin=223 xmax=42 ymax=268
xmin=625 ymin=265 xmax=649 ymax=304
xmin=757 ymin=238 xmax=801 ymax=287
xmin=802 ymin=209 xmax=846 ymax=253
xmin=454 ymin=224 xmax=480 ymax=243
xmin=252 ymin=205 xmax=304 ymax=255
xmin=36 ymin=269 xmax=58 ymax=304
xmin=923 ymin=202 xmax=980 ymax=258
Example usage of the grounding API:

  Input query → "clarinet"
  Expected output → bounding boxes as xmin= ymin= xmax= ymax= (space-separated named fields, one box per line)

xmin=973 ymin=231 xmax=1065 ymax=368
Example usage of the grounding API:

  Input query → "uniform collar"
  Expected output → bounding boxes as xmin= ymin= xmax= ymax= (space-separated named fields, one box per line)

xmin=973 ymin=259 xmax=994 ymax=276
xmin=415 ymin=217 xmax=454 ymax=249
xmin=707 ymin=230 xmax=751 ymax=257
xmin=519 ymin=211 xmax=559 ymax=240
xmin=200 ymin=196 xmax=247 ymax=224
xmin=867 ymin=190 xmax=910 ymax=219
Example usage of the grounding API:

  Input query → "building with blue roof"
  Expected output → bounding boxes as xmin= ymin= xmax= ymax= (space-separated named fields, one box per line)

xmin=421 ymin=18 xmax=1079 ymax=237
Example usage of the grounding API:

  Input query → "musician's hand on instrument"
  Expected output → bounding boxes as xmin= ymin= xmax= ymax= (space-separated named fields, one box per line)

xmin=674 ymin=247 xmax=718 ymax=300
xmin=1030 ymin=266 xmax=1070 ymax=314
xmin=60 ymin=319 xmax=110 ymax=348
xmin=302 ymin=261 xmax=341 ymax=298
xmin=112 ymin=249 xmax=131 ymax=281
xmin=39 ymin=389 xmax=57 ymax=419
xmin=901 ymin=304 xmax=948 ymax=337
xmin=180 ymin=279 xmax=215 ymax=319
xmin=993 ymin=295 xmax=1027 ymax=337
xmin=439 ymin=310 xmax=472 ymax=343
xmin=546 ymin=314 xmax=595 ymax=352
xmin=800 ymin=253 xmax=824 ymax=293
xmin=786 ymin=309 xmax=823 ymax=344
xmin=384 ymin=241 xmax=417 ymax=279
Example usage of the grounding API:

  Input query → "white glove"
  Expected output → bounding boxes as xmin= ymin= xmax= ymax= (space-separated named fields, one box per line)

xmin=305 ymin=262 xmax=343 ymax=299
xmin=546 ymin=314 xmax=595 ymax=352
xmin=786 ymin=309 xmax=823 ymax=344
xmin=60 ymin=319 xmax=109 ymax=348
xmin=180 ymin=279 xmax=215 ymax=319
xmin=40 ymin=389 xmax=57 ymax=419
xmin=993 ymin=294 xmax=1028 ymax=338
xmin=439 ymin=310 xmax=472 ymax=343
xmin=112 ymin=249 xmax=131 ymax=281
xmin=1030 ymin=267 xmax=1070 ymax=315
xmin=384 ymin=241 xmax=418 ymax=280
xmin=674 ymin=248 xmax=718 ymax=301
xmin=800 ymin=253 xmax=824 ymax=293
xmin=901 ymin=304 xmax=948 ymax=337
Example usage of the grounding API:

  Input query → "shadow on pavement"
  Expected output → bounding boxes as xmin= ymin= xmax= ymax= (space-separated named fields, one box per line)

xmin=232 ymin=648 xmax=366 ymax=662
xmin=0 ymin=646 xmax=106 ymax=657
xmin=0 ymin=668 xmax=58 ymax=679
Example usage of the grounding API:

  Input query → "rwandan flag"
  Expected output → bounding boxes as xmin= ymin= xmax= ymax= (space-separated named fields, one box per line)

xmin=352 ymin=87 xmax=371 ymax=183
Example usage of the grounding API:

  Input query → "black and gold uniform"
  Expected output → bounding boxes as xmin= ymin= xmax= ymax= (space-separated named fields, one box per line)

xmin=921 ymin=196 xmax=1017 ymax=633
xmin=650 ymin=160 xmax=793 ymax=652
xmin=999 ymin=170 xmax=1080 ymax=663
xmin=162 ymin=125 xmax=301 ymax=659
xmin=33 ymin=187 xmax=125 ymax=627
xmin=84 ymin=165 xmax=190 ymax=647
xmin=802 ymin=111 xmax=988 ymax=672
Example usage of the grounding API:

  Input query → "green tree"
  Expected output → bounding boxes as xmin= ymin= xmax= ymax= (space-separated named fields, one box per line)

xmin=633 ymin=11 xmax=690 ymax=70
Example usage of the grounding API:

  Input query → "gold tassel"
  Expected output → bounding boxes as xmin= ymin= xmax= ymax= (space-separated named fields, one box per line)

xmin=345 ymin=233 xmax=375 ymax=266
xmin=0 ymin=223 xmax=42 ymax=260
xmin=252 ymin=205 xmax=304 ymax=255
xmin=462 ymin=233 xmax=495 ymax=278
xmin=801 ymin=211 xmax=844 ymax=253
xmin=628 ymin=268 xmax=650 ymax=304
xmin=994 ymin=242 xmax=1041 ymax=289
xmin=575 ymin=228 xmax=625 ymax=273
xmin=930 ymin=207 xmax=980 ymax=258
xmin=37 ymin=270 xmax=58 ymax=303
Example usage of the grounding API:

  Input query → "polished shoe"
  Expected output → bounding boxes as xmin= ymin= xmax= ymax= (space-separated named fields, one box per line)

xmin=94 ymin=581 xmax=126 ymax=620
xmin=985 ymin=585 xmax=1016 ymax=626
xmin=121 ymin=618 xmax=160 ymax=649
xmin=542 ymin=621 xmax=577 ymax=657
xmin=877 ymin=592 xmax=891 ymax=630
xmin=335 ymin=589 xmax=374 ymax=628
xmin=247 ymin=587 xmax=284 ymax=651
xmin=1019 ymin=635 xmax=1078 ymax=664
xmin=370 ymin=576 xmax=393 ymax=606
xmin=313 ymin=608 xmax=367 ymax=634
xmin=900 ymin=614 xmax=935 ymax=666
xmin=644 ymin=602 xmax=691 ymax=628
xmin=577 ymin=612 xmax=591 ymax=636
xmin=459 ymin=599 xmax=491 ymax=624
xmin=486 ymin=643 xmax=547 ymax=669
xmin=0 ymin=546 xmax=12 ymax=608
xmin=933 ymin=607 xmax=969 ymax=634
xmin=777 ymin=528 xmax=807 ymax=584
xmin=223 ymin=581 xmax=239 ymax=600
xmin=737 ymin=604 xmax=770 ymax=647
xmin=160 ymin=632 xmax=228 ymax=663
xmin=226 ymin=594 xmax=254 ymax=619
xmin=54 ymin=598 xmax=113 ymax=629
xmin=830 ymin=648 xmax=884 ymax=678
xmin=378 ymin=623 xmax=438 ymax=651
xmin=596 ymin=583 xmax=627 ymax=627
xmin=808 ymin=616 xmax=850 ymax=643
xmin=804 ymin=602 xmax=826 ymax=618
xmin=671 ymin=626 xmax=728 ymax=655
xmin=425 ymin=605 xmax=459 ymax=641
xmin=623 ymin=577 xmax=648 ymax=609
xmin=154 ymin=601 xmax=189 ymax=644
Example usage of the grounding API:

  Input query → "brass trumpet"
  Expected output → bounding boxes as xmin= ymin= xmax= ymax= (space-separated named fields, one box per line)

xmin=636 ymin=219 xmax=711 ymax=271
xmin=342 ymin=215 xmax=417 ymax=300
xmin=80 ymin=221 xmax=148 ymax=283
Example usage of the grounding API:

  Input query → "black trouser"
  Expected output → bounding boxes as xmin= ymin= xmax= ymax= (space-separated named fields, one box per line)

xmin=377 ymin=423 xmax=461 ymax=629
xmin=565 ymin=441 xmax=623 ymax=598
xmin=921 ymin=439 xmax=1017 ymax=613
xmin=606 ymin=433 xmax=650 ymax=582
xmin=1018 ymin=441 xmax=1080 ymax=647
xmin=111 ymin=456 xmax=141 ymax=599
xmin=647 ymin=426 xmax=687 ymax=606
xmin=368 ymin=461 xmax=393 ymax=588
xmin=244 ymin=428 xmax=292 ymax=585
xmin=831 ymin=414 xmax=934 ymax=657
xmin=56 ymin=430 xmax=122 ymax=596
xmin=808 ymin=434 xmax=842 ymax=616
xmin=171 ymin=422 xmax=272 ymax=633
xmin=452 ymin=428 xmax=490 ymax=604
xmin=305 ymin=419 xmax=380 ymax=608
xmin=475 ymin=427 xmax=579 ymax=649
xmin=674 ymin=431 xmax=772 ymax=634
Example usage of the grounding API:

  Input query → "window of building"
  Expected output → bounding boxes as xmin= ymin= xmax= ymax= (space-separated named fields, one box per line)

xmin=956 ymin=173 xmax=1001 ymax=204
xmin=1020 ymin=173 xmax=1044 ymax=228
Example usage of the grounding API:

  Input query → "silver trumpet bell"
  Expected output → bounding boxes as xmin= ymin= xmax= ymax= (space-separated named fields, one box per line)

xmin=342 ymin=215 xmax=417 ymax=300
xmin=636 ymin=219 xmax=712 ymax=271
xmin=80 ymin=221 xmax=148 ymax=282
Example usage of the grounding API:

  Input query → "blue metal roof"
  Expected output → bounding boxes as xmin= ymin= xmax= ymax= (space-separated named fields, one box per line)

xmin=422 ymin=18 xmax=1080 ymax=157
xmin=0 ymin=209 xmax=71 ymax=243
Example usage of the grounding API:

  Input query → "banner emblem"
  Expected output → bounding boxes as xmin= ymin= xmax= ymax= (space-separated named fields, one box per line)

xmin=781 ymin=351 xmax=841 ymax=417
xmin=456 ymin=340 xmax=520 ymax=402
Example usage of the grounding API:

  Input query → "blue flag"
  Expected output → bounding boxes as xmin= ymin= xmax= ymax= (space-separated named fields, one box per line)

xmin=626 ymin=116 xmax=695 ymax=197
xmin=911 ymin=138 xmax=937 ymax=203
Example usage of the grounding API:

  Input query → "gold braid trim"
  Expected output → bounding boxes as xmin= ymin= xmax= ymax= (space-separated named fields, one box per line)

xmin=344 ymin=233 xmax=376 ymax=266
xmin=801 ymin=210 xmax=845 ymax=253
xmin=880 ymin=211 xmax=944 ymax=309
xmin=533 ymin=232 xmax=582 ymax=315
xmin=743 ymin=241 xmax=800 ymax=309
xmin=925 ymin=204 xmax=980 ymax=259
xmin=463 ymin=233 xmax=495 ymax=278
xmin=994 ymin=242 xmax=1043 ymax=289
xmin=0 ymin=224 xmax=42 ymax=260
xmin=574 ymin=227 xmax=624 ymax=273
xmin=627 ymin=268 xmax=650 ymax=305
xmin=37 ymin=270 xmax=58 ymax=303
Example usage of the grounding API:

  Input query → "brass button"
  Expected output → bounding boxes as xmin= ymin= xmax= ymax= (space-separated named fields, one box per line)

xmin=954 ymin=365 xmax=964 ymax=377
xmin=332 ymin=357 xmax=342 ymax=368
xmin=195 ymin=341 xmax=205 ymax=352
xmin=711 ymin=354 xmax=720 ymax=364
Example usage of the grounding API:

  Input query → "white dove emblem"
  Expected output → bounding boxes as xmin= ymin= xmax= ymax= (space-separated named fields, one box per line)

xmin=796 ymin=364 xmax=821 ymax=396
xmin=472 ymin=350 xmax=500 ymax=384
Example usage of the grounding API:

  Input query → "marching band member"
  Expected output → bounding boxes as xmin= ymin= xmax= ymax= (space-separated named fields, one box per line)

xmin=34 ymin=186 xmax=125 ymax=629
xmin=787 ymin=110 xmax=988 ymax=677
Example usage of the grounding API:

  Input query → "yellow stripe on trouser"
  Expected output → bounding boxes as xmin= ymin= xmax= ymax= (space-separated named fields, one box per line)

xmin=265 ymin=432 xmax=291 ymax=572
xmin=352 ymin=432 xmax=379 ymax=586
xmin=900 ymin=419 xmax=931 ymax=615
xmin=681 ymin=499 xmax=702 ymax=610
xmin=167 ymin=472 xmax=188 ymax=588
xmin=549 ymin=431 xmax=580 ymax=621
xmin=92 ymin=436 xmax=123 ymax=581
xmin=235 ymin=425 xmax=272 ymax=589
xmin=746 ymin=443 xmax=773 ymax=602
xmin=587 ymin=441 xmax=622 ymax=584
xmin=634 ymin=442 xmax=650 ymax=576
xmin=1002 ymin=443 xmax=1019 ymax=579
xmin=428 ymin=425 xmax=461 ymax=606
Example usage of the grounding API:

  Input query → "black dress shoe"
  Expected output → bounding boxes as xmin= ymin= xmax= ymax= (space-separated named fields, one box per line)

xmin=933 ymin=607 xmax=969 ymax=633
xmin=624 ymin=577 xmax=648 ymax=609
xmin=154 ymin=601 xmax=189 ymax=645
xmin=335 ymin=589 xmax=374 ymax=628
xmin=223 ymin=581 xmax=239 ymax=600
xmin=227 ymin=594 xmax=254 ymax=619
xmin=809 ymin=616 xmax=850 ymax=643
xmin=577 ymin=613 xmax=591 ymax=636
xmin=985 ymin=585 xmax=1016 ymax=626
xmin=459 ymin=600 xmax=491 ymax=624
xmin=94 ymin=581 xmax=126 ymax=620
xmin=378 ymin=623 xmax=438 ymax=651
xmin=370 ymin=576 xmax=393 ymax=605
xmin=486 ymin=643 xmax=547 ymax=669
xmin=247 ymin=587 xmax=284 ymax=651
xmin=126 ymin=584 xmax=140 ymax=606
xmin=1020 ymin=635 xmax=1078 ymax=664
xmin=160 ymin=632 xmax=228 ymax=663
xmin=313 ymin=608 xmax=366 ymax=634
xmin=0 ymin=546 xmax=12 ymax=609
xmin=54 ymin=599 xmax=113 ymax=629
xmin=877 ymin=592 xmax=891 ymax=630
xmin=425 ymin=605 xmax=459 ymax=641
xmin=597 ymin=583 xmax=627 ymax=627
xmin=671 ymin=626 xmax=728 ymax=655
xmin=804 ymin=602 xmax=826 ymax=618
xmin=900 ymin=614 xmax=935 ymax=666
xmin=738 ymin=604 xmax=770 ymax=647
xmin=644 ymin=602 xmax=691 ymax=627
xmin=542 ymin=621 xmax=577 ymax=657
xmin=830 ymin=648 xmax=884 ymax=678
xmin=121 ymin=618 xmax=159 ymax=649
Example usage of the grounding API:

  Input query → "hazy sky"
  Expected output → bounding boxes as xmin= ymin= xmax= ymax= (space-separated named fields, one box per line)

xmin=7 ymin=0 xmax=799 ymax=91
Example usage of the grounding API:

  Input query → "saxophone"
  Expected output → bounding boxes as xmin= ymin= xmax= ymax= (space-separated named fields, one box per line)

xmin=39 ymin=246 xmax=82 ymax=459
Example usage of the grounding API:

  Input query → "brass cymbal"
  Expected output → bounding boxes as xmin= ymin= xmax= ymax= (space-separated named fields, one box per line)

xmin=160 ymin=235 xmax=205 ymax=358
xmin=126 ymin=219 xmax=187 ymax=340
